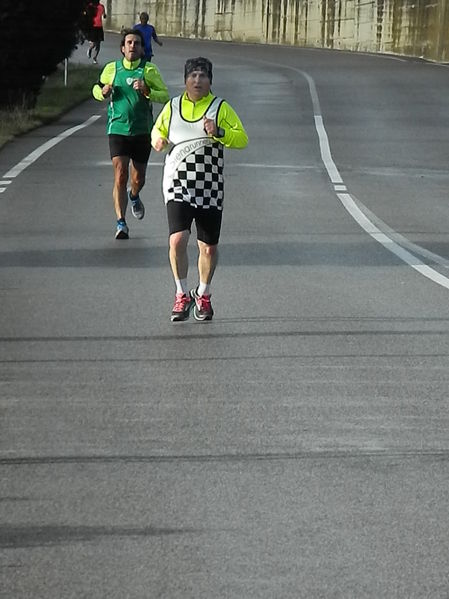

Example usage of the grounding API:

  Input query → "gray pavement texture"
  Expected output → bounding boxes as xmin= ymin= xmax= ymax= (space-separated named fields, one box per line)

xmin=1 ymin=35 xmax=449 ymax=598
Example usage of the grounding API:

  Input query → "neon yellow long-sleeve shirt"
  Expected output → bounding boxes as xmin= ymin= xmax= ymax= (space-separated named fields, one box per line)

xmin=92 ymin=58 xmax=169 ymax=105
xmin=151 ymin=91 xmax=248 ymax=149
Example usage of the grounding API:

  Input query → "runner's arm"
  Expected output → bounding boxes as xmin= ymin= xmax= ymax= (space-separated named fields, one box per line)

xmin=151 ymin=101 xmax=172 ymax=149
xmin=92 ymin=62 xmax=116 ymax=101
xmin=152 ymin=28 xmax=163 ymax=46
xmin=213 ymin=102 xmax=248 ymax=149
xmin=143 ymin=64 xmax=169 ymax=104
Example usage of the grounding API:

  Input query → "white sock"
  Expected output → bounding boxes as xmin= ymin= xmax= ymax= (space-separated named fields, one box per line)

xmin=175 ymin=279 xmax=188 ymax=294
xmin=197 ymin=282 xmax=210 ymax=296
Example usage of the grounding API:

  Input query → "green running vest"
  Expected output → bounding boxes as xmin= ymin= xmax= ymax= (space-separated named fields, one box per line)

xmin=107 ymin=60 xmax=154 ymax=136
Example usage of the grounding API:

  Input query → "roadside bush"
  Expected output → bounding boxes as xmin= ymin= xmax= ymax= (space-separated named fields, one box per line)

xmin=0 ymin=0 xmax=85 ymax=109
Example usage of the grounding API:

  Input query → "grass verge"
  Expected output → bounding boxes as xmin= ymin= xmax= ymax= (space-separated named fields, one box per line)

xmin=0 ymin=64 xmax=98 ymax=149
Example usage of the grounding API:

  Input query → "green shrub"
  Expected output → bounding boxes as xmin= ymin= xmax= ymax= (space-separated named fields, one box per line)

xmin=0 ymin=64 xmax=98 ymax=148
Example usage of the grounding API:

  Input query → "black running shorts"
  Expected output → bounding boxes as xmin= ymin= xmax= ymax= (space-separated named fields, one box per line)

xmin=108 ymin=134 xmax=151 ymax=163
xmin=88 ymin=26 xmax=104 ymax=43
xmin=167 ymin=201 xmax=223 ymax=245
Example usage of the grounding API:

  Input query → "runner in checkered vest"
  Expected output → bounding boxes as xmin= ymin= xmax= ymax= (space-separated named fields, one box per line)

xmin=152 ymin=57 xmax=248 ymax=322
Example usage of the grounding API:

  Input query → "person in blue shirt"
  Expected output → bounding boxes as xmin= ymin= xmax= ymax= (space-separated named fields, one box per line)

xmin=133 ymin=12 xmax=163 ymax=61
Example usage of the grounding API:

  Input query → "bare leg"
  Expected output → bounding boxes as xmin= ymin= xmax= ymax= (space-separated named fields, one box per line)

xmin=112 ymin=156 xmax=130 ymax=220
xmin=169 ymin=230 xmax=190 ymax=281
xmin=129 ymin=160 xmax=147 ymax=198
xmin=197 ymin=240 xmax=218 ymax=285
xmin=93 ymin=41 xmax=101 ymax=61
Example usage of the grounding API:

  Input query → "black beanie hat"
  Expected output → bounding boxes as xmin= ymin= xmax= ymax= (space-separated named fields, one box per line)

xmin=184 ymin=57 xmax=213 ymax=83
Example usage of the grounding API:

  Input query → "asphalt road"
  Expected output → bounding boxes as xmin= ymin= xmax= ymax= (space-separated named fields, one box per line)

xmin=1 ymin=34 xmax=449 ymax=598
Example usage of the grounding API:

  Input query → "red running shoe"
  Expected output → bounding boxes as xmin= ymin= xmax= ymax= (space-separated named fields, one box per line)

xmin=190 ymin=288 xmax=214 ymax=321
xmin=171 ymin=292 xmax=193 ymax=322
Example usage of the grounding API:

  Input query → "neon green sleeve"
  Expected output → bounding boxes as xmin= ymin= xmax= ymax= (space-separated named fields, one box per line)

xmin=92 ymin=62 xmax=116 ymax=101
xmin=214 ymin=101 xmax=248 ymax=149
xmin=151 ymin=101 xmax=172 ymax=145
xmin=144 ymin=64 xmax=170 ymax=105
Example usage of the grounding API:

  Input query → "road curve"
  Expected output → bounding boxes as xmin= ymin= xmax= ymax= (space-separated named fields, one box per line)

xmin=1 ymin=35 xmax=449 ymax=598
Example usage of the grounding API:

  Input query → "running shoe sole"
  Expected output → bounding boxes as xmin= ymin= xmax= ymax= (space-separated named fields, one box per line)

xmin=115 ymin=227 xmax=129 ymax=240
xmin=193 ymin=306 xmax=213 ymax=321
xmin=171 ymin=299 xmax=193 ymax=322
xmin=171 ymin=312 xmax=189 ymax=322
xmin=190 ymin=289 xmax=214 ymax=321
xmin=131 ymin=201 xmax=145 ymax=220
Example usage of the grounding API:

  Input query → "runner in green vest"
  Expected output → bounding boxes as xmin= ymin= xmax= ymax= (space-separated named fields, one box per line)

xmin=92 ymin=29 xmax=169 ymax=239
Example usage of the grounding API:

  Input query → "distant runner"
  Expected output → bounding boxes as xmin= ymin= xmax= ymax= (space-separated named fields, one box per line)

xmin=87 ymin=0 xmax=106 ymax=64
xmin=133 ymin=12 xmax=163 ymax=62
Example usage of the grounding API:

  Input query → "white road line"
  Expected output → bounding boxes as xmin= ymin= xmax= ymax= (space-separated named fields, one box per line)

xmin=338 ymin=193 xmax=449 ymax=289
xmin=299 ymin=67 xmax=449 ymax=290
xmin=3 ymin=115 xmax=101 ymax=179
xmin=313 ymin=115 xmax=343 ymax=184
xmin=350 ymin=193 xmax=449 ymax=269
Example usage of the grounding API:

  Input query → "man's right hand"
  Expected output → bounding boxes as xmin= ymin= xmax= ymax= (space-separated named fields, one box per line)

xmin=153 ymin=137 xmax=168 ymax=152
xmin=102 ymin=84 xmax=113 ymax=98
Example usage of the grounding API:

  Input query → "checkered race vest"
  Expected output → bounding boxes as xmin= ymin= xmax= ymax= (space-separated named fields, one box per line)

xmin=163 ymin=95 xmax=225 ymax=209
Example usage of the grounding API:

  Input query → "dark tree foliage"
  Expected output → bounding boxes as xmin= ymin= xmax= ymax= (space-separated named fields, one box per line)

xmin=0 ymin=0 xmax=86 ymax=109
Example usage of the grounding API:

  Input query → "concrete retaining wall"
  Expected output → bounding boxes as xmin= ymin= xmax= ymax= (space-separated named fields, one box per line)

xmin=106 ymin=0 xmax=449 ymax=62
